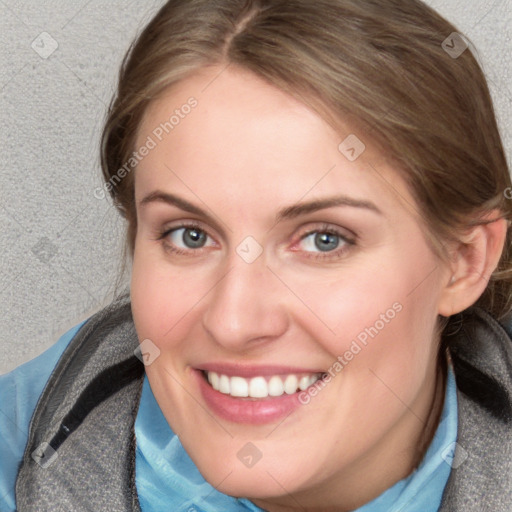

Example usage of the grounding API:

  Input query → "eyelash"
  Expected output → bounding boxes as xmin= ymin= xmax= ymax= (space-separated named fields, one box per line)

xmin=291 ymin=223 xmax=356 ymax=261
xmin=155 ymin=221 xmax=216 ymax=257
xmin=154 ymin=221 xmax=356 ymax=261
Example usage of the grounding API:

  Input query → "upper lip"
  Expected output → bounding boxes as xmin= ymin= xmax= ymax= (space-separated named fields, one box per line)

xmin=196 ymin=362 xmax=325 ymax=378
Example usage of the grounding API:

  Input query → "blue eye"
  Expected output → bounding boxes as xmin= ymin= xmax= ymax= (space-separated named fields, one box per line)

xmin=295 ymin=225 xmax=355 ymax=261
xmin=301 ymin=231 xmax=341 ymax=252
xmin=170 ymin=227 xmax=209 ymax=249
xmin=157 ymin=222 xmax=355 ymax=261
xmin=158 ymin=223 xmax=215 ymax=255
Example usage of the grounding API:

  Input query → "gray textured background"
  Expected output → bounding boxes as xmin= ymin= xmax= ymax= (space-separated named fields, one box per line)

xmin=1 ymin=0 xmax=511 ymax=374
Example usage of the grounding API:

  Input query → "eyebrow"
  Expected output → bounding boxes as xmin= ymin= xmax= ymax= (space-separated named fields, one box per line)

xmin=139 ymin=190 xmax=383 ymax=226
xmin=274 ymin=195 xmax=383 ymax=222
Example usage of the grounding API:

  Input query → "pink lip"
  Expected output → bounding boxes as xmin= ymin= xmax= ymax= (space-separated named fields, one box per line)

xmin=192 ymin=369 xmax=315 ymax=425
xmin=197 ymin=362 xmax=324 ymax=378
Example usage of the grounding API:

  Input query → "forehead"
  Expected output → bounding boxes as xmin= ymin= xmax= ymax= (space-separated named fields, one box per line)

xmin=134 ymin=66 xmax=415 ymax=221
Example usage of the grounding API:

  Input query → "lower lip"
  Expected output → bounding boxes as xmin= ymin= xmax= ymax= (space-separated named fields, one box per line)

xmin=193 ymin=369 xmax=308 ymax=425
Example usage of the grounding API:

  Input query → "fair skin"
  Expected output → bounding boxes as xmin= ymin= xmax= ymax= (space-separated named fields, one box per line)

xmin=130 ymin=65 xmax=507 ymax=512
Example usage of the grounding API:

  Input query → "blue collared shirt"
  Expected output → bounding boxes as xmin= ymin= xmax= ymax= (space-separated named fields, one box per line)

xmin=0 ymin=321 xmax=457 ymax=511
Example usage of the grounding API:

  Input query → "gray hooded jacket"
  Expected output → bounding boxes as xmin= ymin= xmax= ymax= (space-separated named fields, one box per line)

xmin=14 ymin=296 xmax=512 ymax=511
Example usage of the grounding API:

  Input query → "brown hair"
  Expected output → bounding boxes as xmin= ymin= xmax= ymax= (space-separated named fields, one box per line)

xmin=101 ymin=0 xmax=512 ymax=322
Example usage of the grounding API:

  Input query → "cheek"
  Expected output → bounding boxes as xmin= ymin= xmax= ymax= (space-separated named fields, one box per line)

xmin=284 ymin=258 xmax=403 ymax=349
xmin=130 ymin=244 xmax=210 ymax=346
xmin=293 ymin=245 xmax=440 ymax=374
xmin=333 ymin=265 xmax=441 ymax=401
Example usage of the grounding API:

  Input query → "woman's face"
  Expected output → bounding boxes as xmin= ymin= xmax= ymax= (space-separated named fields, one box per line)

xmin=131 ymin=66 xmax=450 ymax=510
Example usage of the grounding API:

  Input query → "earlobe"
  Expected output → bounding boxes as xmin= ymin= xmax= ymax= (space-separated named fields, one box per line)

xmin=438 ymin=213 xmax=508 ymax=317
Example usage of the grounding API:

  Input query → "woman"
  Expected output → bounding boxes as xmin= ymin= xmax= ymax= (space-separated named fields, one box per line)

xmin=2 ymin=0 xmax=511 ymax=511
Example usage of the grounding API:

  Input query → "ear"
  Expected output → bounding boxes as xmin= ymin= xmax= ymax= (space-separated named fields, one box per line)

xmin=438 ymin=212 xmax=509 ymax=317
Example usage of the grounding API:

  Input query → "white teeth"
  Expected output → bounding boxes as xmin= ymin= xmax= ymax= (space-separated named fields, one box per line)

xmin=219 ymin=374 xmax=230 ymax=394
xmin=268 ymin=375 xmax=284 ymax=396
xmin=299 ymin=375 xmax=310 ymax=391
xmin=249 ymin=376 xmax=268 ymax=398
xmin=208 ymin=371 xmax=219 ymax=390
xmin=283 ymin=375 xmax=298 ymax=395
xmin=230 ymin=376 xmax=249 ymax=397
xmin=205 ymin=371 xmax=322 ymax=398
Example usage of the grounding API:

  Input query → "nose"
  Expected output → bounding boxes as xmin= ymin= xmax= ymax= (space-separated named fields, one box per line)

xmin=201 ymin=254 xmax=289 ymax=351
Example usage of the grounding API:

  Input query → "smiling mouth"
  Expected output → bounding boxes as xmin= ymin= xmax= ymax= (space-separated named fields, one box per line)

xmin=201 ymin=370 xmax=326 ymax=399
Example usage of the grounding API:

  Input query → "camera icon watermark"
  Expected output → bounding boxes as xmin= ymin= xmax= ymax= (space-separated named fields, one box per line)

xmin=338 ymin=134 xmax=366 ymax=162
xmin=237 ymin=442 xmax=263 ymax=468
xmin=441 ymin=32 xmax=468 ymax=59
xmin=31 ymin=32 xmax=59 ymax=59
xmin=236 ymin=236 xmax=263 ymax=264
xmin=441 ymin=441 xmax=468 ymax=469
xmin=134 ymin=338 xmax=161 ymax=366
xmin=31 ymin=441 xmax=58 ymax=468
xmin=31 ymin=237 xmax=58 ymax=264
